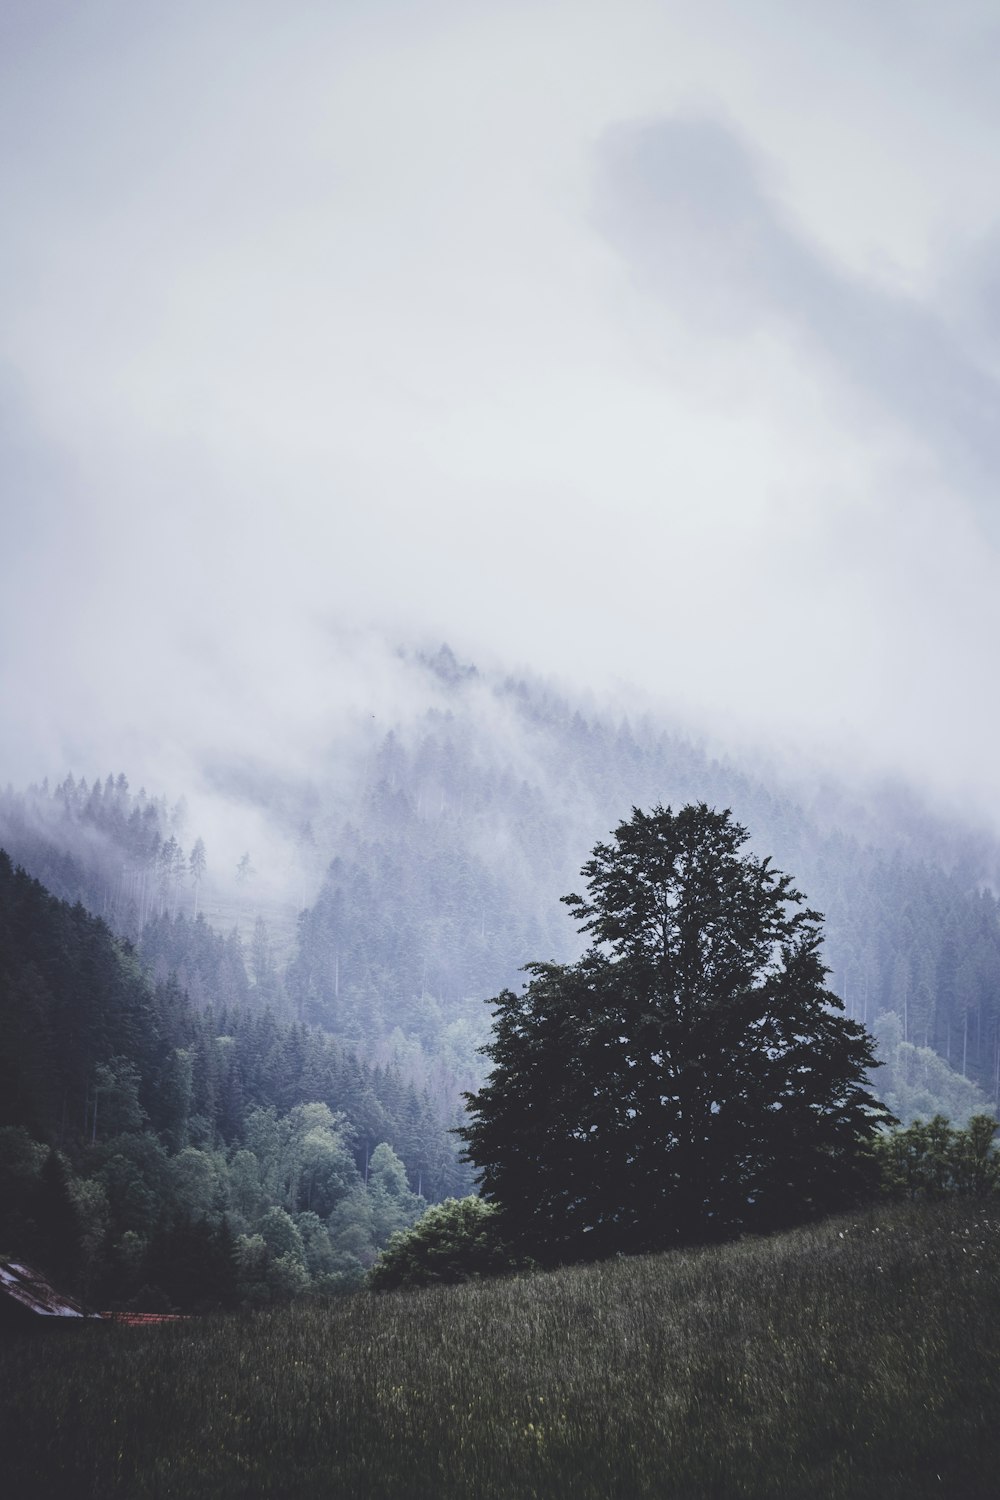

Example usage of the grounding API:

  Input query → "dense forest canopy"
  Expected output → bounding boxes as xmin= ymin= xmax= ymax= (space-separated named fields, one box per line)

xmin=0 ymin=852 xmax=467 ymax=1309
xmin=1 ymin=651 xmax=999 ymax=1304
xmin=1 ymin=652 xmax=997 ymax=1126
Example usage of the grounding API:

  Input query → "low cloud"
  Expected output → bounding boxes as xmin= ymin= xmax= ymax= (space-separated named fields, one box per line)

xmin=4 ymin=2 xmax=1000 ymax=833
xmin=595 ymin=114 xmax=1000 ymax=511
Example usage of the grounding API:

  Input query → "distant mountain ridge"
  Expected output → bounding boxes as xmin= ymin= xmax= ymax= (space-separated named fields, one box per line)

xmin=1 ymin=648 xmax=996 ymax=1121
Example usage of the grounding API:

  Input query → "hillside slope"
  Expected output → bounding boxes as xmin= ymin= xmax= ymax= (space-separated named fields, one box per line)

xmin=0 ymin=853 xmax=469 ymax=1308
xmin=1 ymin=1199 xmax=997 ymax=1498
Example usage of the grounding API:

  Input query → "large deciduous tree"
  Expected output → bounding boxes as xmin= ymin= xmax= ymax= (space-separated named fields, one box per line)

xmin=459 ymin=804 xmax=892 ymax=1262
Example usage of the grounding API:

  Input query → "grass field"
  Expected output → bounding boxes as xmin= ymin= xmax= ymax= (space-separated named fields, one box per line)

xmin=2 ymin=1199 xmax=998 ymax=1499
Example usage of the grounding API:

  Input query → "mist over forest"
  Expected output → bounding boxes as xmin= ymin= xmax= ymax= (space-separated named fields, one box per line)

xmin=4 ymin=4 xmax=1000 ymax=1492
xmin=4 ymin=643 xmax=998 ymax=1122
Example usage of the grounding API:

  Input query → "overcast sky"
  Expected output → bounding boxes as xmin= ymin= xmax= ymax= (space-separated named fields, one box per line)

xmin=4 ymin=0 xmax=1000 ymax=826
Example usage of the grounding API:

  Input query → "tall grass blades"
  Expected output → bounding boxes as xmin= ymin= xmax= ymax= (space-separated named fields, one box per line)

xmin=1 ymin=1200 xmax=998 ymax=1499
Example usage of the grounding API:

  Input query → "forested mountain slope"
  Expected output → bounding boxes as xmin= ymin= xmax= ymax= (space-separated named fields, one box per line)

xmin=2 ymin=647 xmax=997 ymax=1123
xmin=282 ymin=652 xmax=1000 ymax=1116
xmin=0 ymin=853 xmax=467 ymax=1310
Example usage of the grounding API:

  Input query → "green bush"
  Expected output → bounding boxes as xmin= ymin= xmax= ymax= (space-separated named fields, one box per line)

xmin=369 ymin=1196 xmax=521 ymax=1290
xmin=874 ymin=1113 xmax=1000 ymax=1199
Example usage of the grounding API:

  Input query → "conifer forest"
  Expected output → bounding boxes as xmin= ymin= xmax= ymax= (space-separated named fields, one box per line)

xmin=2 ymin=656 xmax=999 ymax=1312
xmin=5 ymin=4 xmax=1000 ymax=1494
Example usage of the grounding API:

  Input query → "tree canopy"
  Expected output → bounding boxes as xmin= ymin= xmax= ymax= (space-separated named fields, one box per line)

xmin=369 ymin=1196 xmax=514 ymax=1291
xmin=459 ymin=804 xmax=893 ymax=1262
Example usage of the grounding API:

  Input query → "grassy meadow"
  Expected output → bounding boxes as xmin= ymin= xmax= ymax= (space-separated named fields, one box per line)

xmin=2 ymin=1199 xmax=998 ymax=1499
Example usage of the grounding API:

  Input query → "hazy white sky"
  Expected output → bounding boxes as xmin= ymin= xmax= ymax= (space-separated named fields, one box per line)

xmin=4 ymin=0 xmax=1000 ymax=822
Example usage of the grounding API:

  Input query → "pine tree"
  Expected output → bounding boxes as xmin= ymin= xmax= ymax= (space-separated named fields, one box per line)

xmin=189 ymin=838 xmax=207 ymax=917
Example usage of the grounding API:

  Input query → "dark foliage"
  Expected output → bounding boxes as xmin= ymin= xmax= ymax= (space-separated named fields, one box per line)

xmin=461 ymin=804 xmax=893 ymax=1261
xmin=0 ymin=852 xmax=469 ymax=1306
